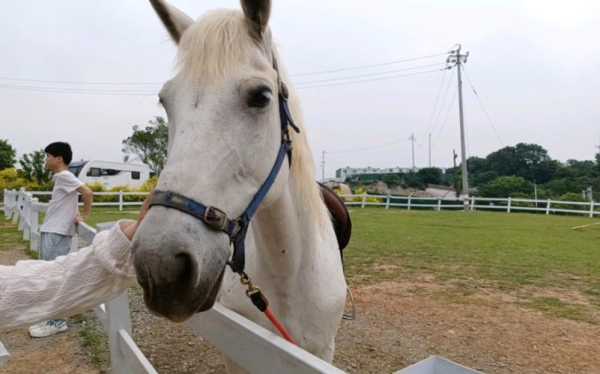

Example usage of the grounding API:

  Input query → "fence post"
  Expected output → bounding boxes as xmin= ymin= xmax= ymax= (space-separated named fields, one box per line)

xmin=2 ymin=189 xmax=7 ymax=218
xmin=507 ymin=197 xmax=512 ymax=213
xmin=22 ymin=194 xmax=30 ymax=240
xmin=470 ymin=196 xmax=475 ymax=211
xmin=16 ymin=189 xmax=25 ymax=228
xmin=385 ymin=194 xmax=391 ymax=210
xmin=30 ymin=198 xmax=40 ymax=252
xmin=590 ymin=201 xmax=595 ymax=219
xmin=11 ymin=190 xmax=20 ymax=224
xmin=437 ymin=199 xmax=442 ymax=212
xmin=106 ymin=292 xmax=133 ymax=374
xmin=546 ymin=199 xmax=551 ymax=215
xmin=407 ymin=196 xmax=412 ymax=211
xmin=360 ymin=193 xmax=367 ymax=209
xmin=119 ymin=191 xmax=124 ymax=212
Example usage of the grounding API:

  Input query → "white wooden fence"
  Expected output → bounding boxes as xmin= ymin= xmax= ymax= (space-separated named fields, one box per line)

xmin=9 ymin=189 xmax=599 ymax=219
xmin=1 ymin=188 xmax=481 ymax=373
xmin=341 ymin=194 xmax=599 ymax=218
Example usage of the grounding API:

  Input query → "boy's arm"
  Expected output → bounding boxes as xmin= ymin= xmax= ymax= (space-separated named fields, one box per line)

xmin=77 ymin=185 xmax=93 ymax=223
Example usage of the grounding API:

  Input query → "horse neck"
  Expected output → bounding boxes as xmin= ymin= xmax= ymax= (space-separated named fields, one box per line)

xmin=251 ymin=180 xmax=324 ymax=277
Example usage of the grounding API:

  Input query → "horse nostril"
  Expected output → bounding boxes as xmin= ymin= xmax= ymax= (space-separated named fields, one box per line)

xmin=174 ymin=252 xmax=195 ymax=285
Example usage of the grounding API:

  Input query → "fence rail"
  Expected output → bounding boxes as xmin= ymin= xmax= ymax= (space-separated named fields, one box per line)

xmin=339 ymin=194 xmax=599 ymax=218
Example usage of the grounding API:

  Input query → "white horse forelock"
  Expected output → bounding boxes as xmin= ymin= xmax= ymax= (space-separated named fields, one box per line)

xmin=176 ymin=9 xmax=329 ymax=229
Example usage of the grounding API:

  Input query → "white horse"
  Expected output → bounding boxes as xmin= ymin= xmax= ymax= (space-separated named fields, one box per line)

xmin=131 ymin=0 xmax=347 ymax=369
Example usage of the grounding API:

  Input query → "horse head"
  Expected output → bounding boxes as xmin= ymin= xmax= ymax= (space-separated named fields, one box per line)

xmin=132 ymin=0 xmax=293 ymax=322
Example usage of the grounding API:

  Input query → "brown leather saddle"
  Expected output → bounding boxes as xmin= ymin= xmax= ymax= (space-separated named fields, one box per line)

xmin=318 ymin=182 xmax=352 ymax=253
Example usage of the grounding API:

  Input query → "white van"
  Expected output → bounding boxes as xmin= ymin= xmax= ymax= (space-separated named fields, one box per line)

xmin=68 ymin=160 xmax=151 ymax=189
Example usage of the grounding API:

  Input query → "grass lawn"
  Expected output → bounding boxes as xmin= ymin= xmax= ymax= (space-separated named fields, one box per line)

xmin=344 ymin=208 xmax=600 ymax=285
xmin=61 ymin=206 xmax=600 ymax=321
xmin=85 ymin=206 xmax=140 ymax=227
xmin=0 ymin=219 xmax=28 ymax=253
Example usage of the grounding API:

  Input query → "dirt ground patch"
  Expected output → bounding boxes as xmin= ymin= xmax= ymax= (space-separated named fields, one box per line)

xmin=334 ymin=280 xmax=600 ymax=374
xmin=117 ymin=278 xmax=600 ymax=374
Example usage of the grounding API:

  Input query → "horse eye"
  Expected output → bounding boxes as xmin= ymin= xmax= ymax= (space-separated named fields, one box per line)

xmin=247 ymin=86 xmax=273 ymax=108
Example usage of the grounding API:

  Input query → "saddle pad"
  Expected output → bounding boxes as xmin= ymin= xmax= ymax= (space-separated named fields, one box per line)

xmin=318 ymin=182 xmax=352 ymax=251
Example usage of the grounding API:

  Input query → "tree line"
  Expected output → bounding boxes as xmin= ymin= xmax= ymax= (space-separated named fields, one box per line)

xmin=2 ymin=120 xmax=598 ymax=201
xmin=348 ymin=143 xmax=600 ymax=201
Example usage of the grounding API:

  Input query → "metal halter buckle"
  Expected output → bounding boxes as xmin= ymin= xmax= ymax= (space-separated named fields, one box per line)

xmin=203 ymin=206 xmax=229 ymax=231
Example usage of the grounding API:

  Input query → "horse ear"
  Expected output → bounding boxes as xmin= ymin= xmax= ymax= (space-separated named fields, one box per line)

xmin=149 ymin=0 xmax=194 ymax=44
xmin=241 ymin=0 xmax=271 ymax=39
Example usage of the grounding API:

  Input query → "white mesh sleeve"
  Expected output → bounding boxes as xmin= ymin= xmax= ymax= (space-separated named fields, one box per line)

xmin=0 ymin=221 xmax=136 ymax=331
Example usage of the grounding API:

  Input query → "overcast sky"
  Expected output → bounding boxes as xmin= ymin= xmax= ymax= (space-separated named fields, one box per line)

xmin=1 ymin=0 xmax=599 ymax=178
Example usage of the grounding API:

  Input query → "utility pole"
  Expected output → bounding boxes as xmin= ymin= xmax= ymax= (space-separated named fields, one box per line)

xmin=409 ymin=134 xmax=416 ymax=171
xmin=321 ymin=151 xmax=326 ymax=182
xmin=447 ymin=44 xmax=470 ymax=198
xmin=428 ymin=133 xmax=432 ymax=168
xmin=453 ymin=149 xmax=459 ymax=197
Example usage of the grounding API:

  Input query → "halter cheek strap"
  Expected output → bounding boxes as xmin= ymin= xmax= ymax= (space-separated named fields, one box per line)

xmin=148 ymin=80 xmax=299 ymax=275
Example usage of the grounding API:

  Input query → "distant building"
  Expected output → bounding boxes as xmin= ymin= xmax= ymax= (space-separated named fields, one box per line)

xmin=335 ymin=166 xmax=417 ymax=181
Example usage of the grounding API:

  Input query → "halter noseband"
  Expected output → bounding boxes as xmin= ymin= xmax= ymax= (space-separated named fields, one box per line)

xmin=148 ymin=57 xmax=300 ymax=275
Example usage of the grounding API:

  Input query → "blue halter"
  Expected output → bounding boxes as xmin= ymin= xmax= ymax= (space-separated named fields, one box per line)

xmin=148 ymin=77 xmax=300 ymax=275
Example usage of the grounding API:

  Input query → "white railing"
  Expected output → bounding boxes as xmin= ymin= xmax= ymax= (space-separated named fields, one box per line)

xmin=2 ymin=188 xmax=481 ymax=373
xmin=19 ymin=190 xmax=600 ymax=218
xmin=339 ymin=194 xmax=600 ymax=218
xmin=29 ymin=190 xmax=148 ymax=211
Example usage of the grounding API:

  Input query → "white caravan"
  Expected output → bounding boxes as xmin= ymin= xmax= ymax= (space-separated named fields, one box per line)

xmin=68 ymin=160 xmax=151 ymax=189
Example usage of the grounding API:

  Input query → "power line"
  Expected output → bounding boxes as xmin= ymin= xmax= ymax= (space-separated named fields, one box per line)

xmin=296 ymin=67 xmax=448 ymax=90
xmin=290 ymin=52 xmax=447 ymax=77
xmin=328 ymin=137 xmax=410 ymax=155
xmin=423 ymin=68 xmax=450 ymax=136
xmin=435 ymin=89 xmax=458 ymax=136
xmin=425 ymin=69 xmax=455 ymax=137
xmin=295 ymin=62 xmax=445 ymax=85
xmin=0 ymin=83 xmax=156 ymax=96
xmin=0 ymin=51 xmax=450 ymax=87
xmin=0 ymin=76 xmax=161 ymax=86
xmin=462 ymin=66 xmax=505 ymax=146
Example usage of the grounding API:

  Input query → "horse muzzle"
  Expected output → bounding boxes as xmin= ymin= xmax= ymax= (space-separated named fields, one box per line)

xmin=131 ymin=208 xmax=230 ymax=322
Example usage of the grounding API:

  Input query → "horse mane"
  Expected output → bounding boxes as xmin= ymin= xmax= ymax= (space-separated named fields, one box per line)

xmin=177 ymin=9 xmax=328 ymax=228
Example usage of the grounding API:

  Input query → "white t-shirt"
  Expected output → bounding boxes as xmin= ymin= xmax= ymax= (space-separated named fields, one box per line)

xmin=41 ymin=170 xmax=84 ymax=236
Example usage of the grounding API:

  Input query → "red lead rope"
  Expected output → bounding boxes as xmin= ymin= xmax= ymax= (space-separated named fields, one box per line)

xmin=264 ymin=307 xmax=297 ymax=345
xmin=240 ymin=273 xmax=298 ymax=345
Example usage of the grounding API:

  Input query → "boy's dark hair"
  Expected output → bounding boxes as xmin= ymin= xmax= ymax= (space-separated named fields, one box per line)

xmin=45 ymin=142 xmax=73 ymax=165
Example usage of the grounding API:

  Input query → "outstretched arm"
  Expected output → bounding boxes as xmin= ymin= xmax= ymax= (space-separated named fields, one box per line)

xmin=0 ymin=221 xmax=138 ymax=331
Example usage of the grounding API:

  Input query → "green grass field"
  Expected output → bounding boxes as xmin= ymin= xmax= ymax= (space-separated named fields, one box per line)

xmin=86 ymin=206 xmax=600 ymax=291
xmin=16 ymin=206 xmax=600 ymax=322
xmin=343 ymin=208 xmax=600 ymax=289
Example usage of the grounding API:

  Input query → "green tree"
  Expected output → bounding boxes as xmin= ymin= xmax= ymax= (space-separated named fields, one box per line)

xmin=382 ymin=174 xmax=402 ymax=186
xmin=485 ymin=143 xmax=557 ymax=184
xmin=0 ymin=139 xmax=16 ymax=170
xmin=478 ymin=176 xmax=532 ymax=198
xmin=122 ymin=117 xmax=168 ymax=175
xmin=19 ymin=150 xmax=51 ymax=184
xmin=417 ymin=167 xmax=443 ymax=185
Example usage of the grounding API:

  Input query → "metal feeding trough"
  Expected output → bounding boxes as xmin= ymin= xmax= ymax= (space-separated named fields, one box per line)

xmin=0 ymin=341 xmax=10 ymax=368
xmin=395 ymin=356 xmax=483 ymax=374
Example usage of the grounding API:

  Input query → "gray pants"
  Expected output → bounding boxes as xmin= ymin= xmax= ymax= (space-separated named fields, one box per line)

xmin=40 ymin=232 xmax=72 ymax=261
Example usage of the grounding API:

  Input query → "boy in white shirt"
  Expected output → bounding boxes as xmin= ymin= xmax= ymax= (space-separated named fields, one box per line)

xmin=29 ymin=142 xmax=93 ymax=338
